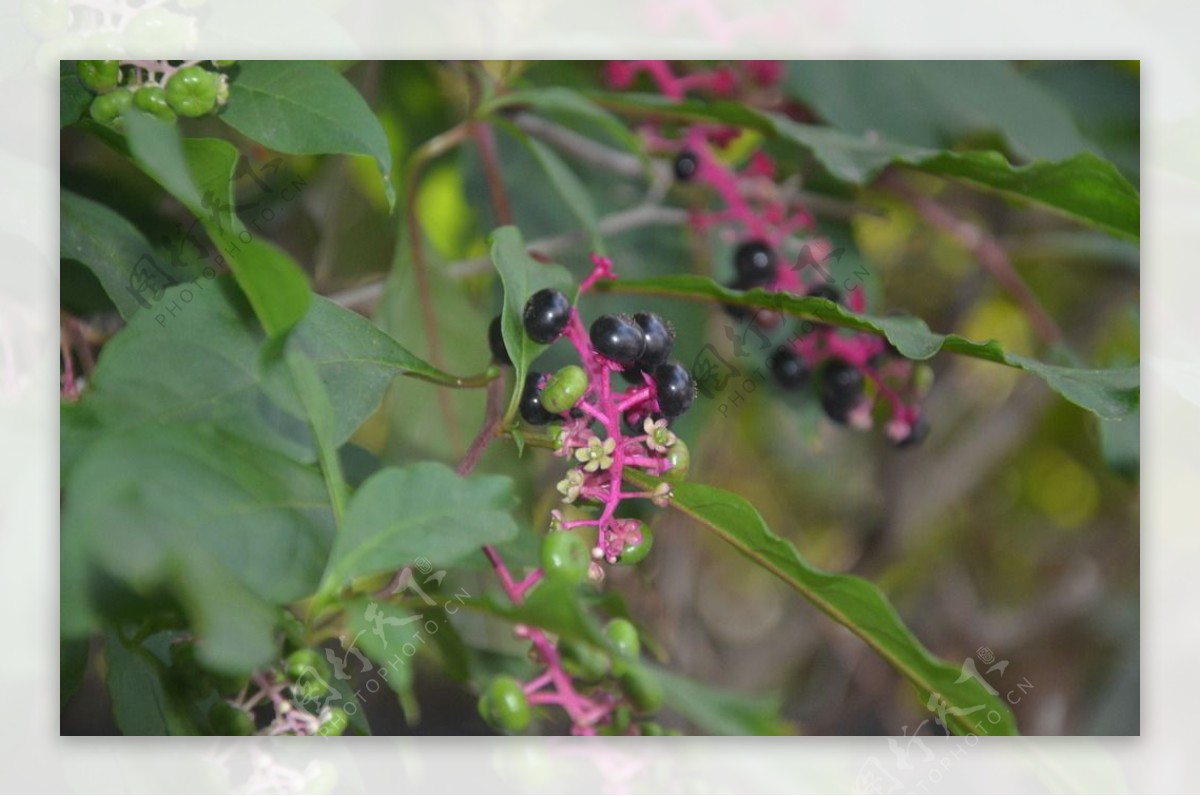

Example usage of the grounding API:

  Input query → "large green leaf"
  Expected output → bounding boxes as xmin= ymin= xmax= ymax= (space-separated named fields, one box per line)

xmin=60 ymin=190 xmax=192 ymax=321
xmin=591 ymin=92 xmax=1139 ymax=240
xmin=625 ymin=472 xmax=1018 ymax=736
xmin=598 ymin=274 xmax=1140 ymax=419
xmin=122 ymin=111 xmax=313 ymax=336
xmin=488 ymin=226 xmax=576 ymax=423
xmin=318 ymin=462 xmax=519 ymax=597
xmin=220 ymin=60 xmax=395 ymax=207
xmin=654 ymin=668 xmax=788 ymax=736
xmin=72 ymin=277 xmax=483 ymax=464
xmin=785 ymin=61 xmax=1093 ymax=161
xmin=66 ymin=424 xmax=318 ymax=673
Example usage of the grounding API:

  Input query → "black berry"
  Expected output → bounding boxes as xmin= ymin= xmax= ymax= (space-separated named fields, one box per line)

xmin=522 ymin=288 xmax=571 ymax=344
xmin=819 ymin=359 xmax=864 ymax=424
xmin=633 ymin=312 xmax=674 ymax=367
xmin=893 ymin=416 xmax=930 ymax=450
xmin=807 ymin=283 xmax=844 ymax=306
xmin=488 ymin=315 xmax=511 ymax=365
xmin=590 ymin=314 xmax=646 ymax=366
xmin=770 ymin=346 xmax=810 ymax=390
xmin=653 ymin=362 xmax=696 ymax=418
xmin=733 ymin=240 xmax=776 ymax=287
xmin=519 ymin=372 xmax=555 ymax=425
xmin=674 ymin=150 xmax=699 ymax=181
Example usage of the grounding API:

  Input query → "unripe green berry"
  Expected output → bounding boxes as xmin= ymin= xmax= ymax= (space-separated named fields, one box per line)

xmin=619 ymin=665 xmax=664 ymax=714
xmin=540 ymin=365 xmax=588 ymax=415
xmin=604 ymin=618 xmax=640 ymax=663
xmin=663 ymin=438 xmax=690 ymax=482
xmin=89 ymin=88 xmax=133 ymax=129
xmin=285 ymin=648 xmax=331 ymax=683
xmin=317 ymin=707 xmax=349 ymax=736
xmin=78 ymin=60 xmax=121 ymax=93
xmin=134 ymin=85 xmax=176 ymax=121
xmin=558 ymin=638 xmax=610 ymax=681
xmin=616 ymin=523 xmax=654 ymax=565
xmin=479 ymin=675 xmax=531 ymax=733
xmin=166 ymin=66 xmax=219 ymax=117
xmin=540 ymin=531 xmax=591 ymax=584
xmin=209 ymin=701 xmax=255 ymax=735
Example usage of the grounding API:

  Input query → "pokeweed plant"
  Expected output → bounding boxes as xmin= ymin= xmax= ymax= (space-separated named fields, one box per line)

xmin=59 ymin=59 xmax=1139 ymax=736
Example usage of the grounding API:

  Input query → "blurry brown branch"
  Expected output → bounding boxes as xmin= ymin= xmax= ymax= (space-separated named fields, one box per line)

xmin=879 ymin=170 xmax=1064 ymax=347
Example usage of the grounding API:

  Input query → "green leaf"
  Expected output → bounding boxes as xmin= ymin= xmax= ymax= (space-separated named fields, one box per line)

xmin=654 ymin=668 xmax=788 ymax=736
xmin=625 ymin=472 xmax=1019 ymax=736
xmin=488 ymin=226 xmax=576 ymax=423
xmin=65 ymin=424 xmax=326 ymax=672
xmin=592 ymin=92 xmax=1139 ymax=240
xmin=60 ymin=190 xmax=187 ymax=321
xmin=73 ymin=277 xmax=482 ymax=464
xmin=60 ymin=62 xmax=93 ymax=127
xmin=785 ymin=61 xmax=1093 ymax=161
xmin=220 ymin=60 xmax=395 ymax=207
xmin=104 ymin=631 xmax=199 ymax=735
xmin=283 ymin=349 xmax=350 ymax=524
xmin=121 ymin=112 xmax=312 ymax=336
xmin=344 ymin=597 xmax=416 ymax=696
xmin=479 ymin=578 xmax=606 ymax=647
xmin=319 ymin=462 xmax=519 ymax=596
xmin=502 ymin=123 xmax=605 ymax=254
xmin=484 ymin=87 xmax=643 ymax=154
xmin=598 ymin=274 xmax=1140 ymax=419
xmin=1099 ymin=409 xmax=1139 ymax=478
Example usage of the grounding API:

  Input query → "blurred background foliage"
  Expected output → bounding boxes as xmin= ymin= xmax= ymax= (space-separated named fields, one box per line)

xmin=61 ymin=60 xmax=1139 ymax=735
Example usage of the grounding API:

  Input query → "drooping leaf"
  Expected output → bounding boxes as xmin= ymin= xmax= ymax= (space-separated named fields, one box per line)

xmin=654 ymin=667 xmax=789 ymax=736
xmin=220 ymin=60 xmax=395 ymax=207
xmin=785 ymin=61 xmax=1094 ymax=161
xmin=282 ymin=348 xmax=349 ymax=523
xmin=66 ymin=424 xmax=322 ymax=672
xmin=121 ymin=111 xmax=312 ymax=336
xmin=319 ymin=462 xmax=519 ymax=597
xmin=488 ymin=226 xmax=576 ymax=423
xmin=343 ymin=596 xmax=416 ymax=701
xmin=591 ymin=92 xmax=1139 ymax=240
xmin=72 ymin=277 xmax=485 ymax=464
xmin=624 ymin=471 xmax=1019 ymax=736
xmin=104 ymin=631 xmax=199 ymax=735
xmin=484 ymin=86 xmax=643 ymax=154
xmin=598 ymin=274 xmax=1140 ymax=419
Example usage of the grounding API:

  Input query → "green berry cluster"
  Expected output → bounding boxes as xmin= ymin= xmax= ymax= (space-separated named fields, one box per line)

xmin=78 ymin=60 xmax=234 ymax=130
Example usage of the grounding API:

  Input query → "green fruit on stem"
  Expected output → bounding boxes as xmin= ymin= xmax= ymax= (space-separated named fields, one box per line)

xmin=318 ymin=707 xmax=349 ymax=736
xmin=285 ymin=648 xmax=331 ymax=683
xmin=78 ymin=60 xmax=121 ymax=93
xmin=479 ymin=675 xmax=531 ymax=733
xmin=558 ymin=638 xmax=609 ymax=681
xmin=89 ymin=88 xmax=133 ymax=129
xmin=604 ymin=618 xmax=640 ymax=663
xmin=165 ymin=65 xmax=219 ymax=117
xmin=619 ymin=665 xmax=664 ymax=714
xmin=540 ymin=365 xmax=588 ymax=414
xmin=663 ymin=438 xmax=690 ymax=482
xmin=540 ymin=531 xmax=591 ymax=584
xmin=134 ymin=85 xmax=176 ymax=121
xmin=616 ymin=523 xmax=653 ymax=565
xmin=209 ymin=701 xmax=255 ymax=735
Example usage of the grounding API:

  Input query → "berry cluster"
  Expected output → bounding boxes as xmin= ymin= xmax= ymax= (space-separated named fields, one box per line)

xmin=606 ymin=60 xmax=930 ymax=446
xmin=478 ymin=254 xmax=695 ymax=734
xmin=78 ymin=59 xmax=234 ymax=129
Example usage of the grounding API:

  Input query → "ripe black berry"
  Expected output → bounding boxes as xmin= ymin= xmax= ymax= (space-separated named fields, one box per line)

xmin=807 ymin=283 xmax=844 ymax=306
xmin=519 ymin=371 xmax=555 ymax=425
xmin=590 ymin=314 xmax=646 ymax=366
xmin=487 ymin=315 xmax=511 ymax=365
xmin=733 ymin=240 xmax=777 ymax=287
xmin=653 ymin=362 xmax=696 ymax=418
xmin=633 ymin=312 xmax=674 ymax=367
xmin=770 ymin=346 xmax=810 ymax=390
xmin=522 ymin=288 xmax=571 ymax=344
xmin=893 ymin=416 xmax=930 ymax=450
xmin=819 ymin=359 xmax=865 ymax=424
xmin=674 ymin=150 xmax=699 ymax=181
